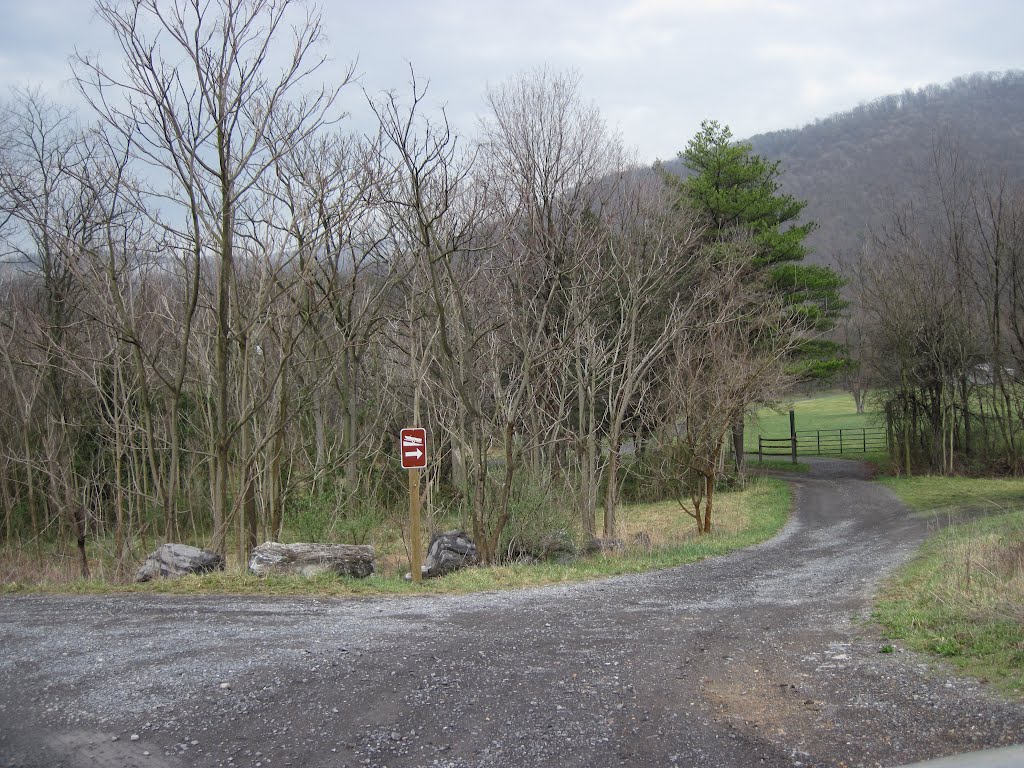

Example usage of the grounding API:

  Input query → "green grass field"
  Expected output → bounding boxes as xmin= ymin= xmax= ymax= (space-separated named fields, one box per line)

xmin=879 ymin=475 xmax=1024 ymax=516
xmin=875 ymin=475 xmax=1024 ymax=696
xmin=745 ymin=390 xmax=883 ymax=456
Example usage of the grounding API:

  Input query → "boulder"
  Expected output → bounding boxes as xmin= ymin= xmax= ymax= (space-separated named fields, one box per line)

xmin=248 ymin=542 xmax=375 ymax=579
xmin=404 ymin=530 xmax=479 ymax=580
xmin=502 ymin=531 xmax=577 ymax=565
xmin=535 ymin=531 xmax=578 ymax=563
xmin=135 ymin=543 xmax=225 ymax=583
xmin=584 ymin=537 xmax=625 ymax=555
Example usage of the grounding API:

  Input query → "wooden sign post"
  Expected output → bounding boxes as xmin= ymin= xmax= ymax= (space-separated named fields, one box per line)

xmin=408 ymin=467 xmax=421 ymax=582
xmin=400 ymin=428 xmax=427 ymax=583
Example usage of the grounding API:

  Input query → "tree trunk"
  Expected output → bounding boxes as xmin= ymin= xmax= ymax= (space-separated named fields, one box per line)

xmin=113 ymin=406 xmax=127 ymax=579
xmin=901 ymin=369 xmax=912 ymax=477
xmin=163 ymin=394 xmax=182 ymax=542
xmin=1 ymin=462 xmax=12 ymax=544
xmin=470 ymin=418 xmax=488 ymax=563
xmin=268 ymin=369 xmax=288 ymax=541
xmin=731 ymin=419 xmax=745 ymax=473
xmin=242 ymin=461 xmax=257 ymax=565
xmin=212 ymin=140 xmax=234 ymax=556
xmin=702 ymin=470 xmax=714 ymax=533
xmin=343 ymin=349 xmax=359 ymax=491
xmin=488 ymin=422 xmax=517 ymax=563
xmin=236 ymin=330 xmax=257 ymax=567
xmin=59 ymin=446 xmax=89 ymax=579
xmin=316 ymin=384 xmax=328 ymax=476
xmin=959 ymin=374 xmax=972 ymax=457
xmin=212 ymin=439 xmax=230 ymax=555
xmin=603 ymin=439 xmax=619 ymax=538
xmin=21 ymin=428 xmax=40 ymax=550
xmin=852 ymin=388 xmax=866 ymax=415
xmin=575 ymin=347 xmax=600 ymax=539
xmin=583 ymin=426 xmax=598 ymax=539
xmin=74 ymin=503 xmax=89 ymax=579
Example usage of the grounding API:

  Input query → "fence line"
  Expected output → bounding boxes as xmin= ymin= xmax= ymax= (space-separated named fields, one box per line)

xmin=756 ymin=427 xmax=888 ymax=463
xmin=795 ymin=427 xmax=887 ymax=456
xmin=758 ymin=435 xmax=797 ymax=463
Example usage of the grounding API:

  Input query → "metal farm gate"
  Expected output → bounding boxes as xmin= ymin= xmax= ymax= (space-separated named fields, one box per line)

xmin=796 ymin=427 xmax=888 ymax=456
xmin=757 ymin=426 xmax=888 ymax=463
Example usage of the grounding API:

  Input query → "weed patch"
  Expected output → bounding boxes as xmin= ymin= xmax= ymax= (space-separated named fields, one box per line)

xmin=875 ymin=477 xmax=1024 ymax=696
xmin=3 ymin=479 xmax=791 ymax=597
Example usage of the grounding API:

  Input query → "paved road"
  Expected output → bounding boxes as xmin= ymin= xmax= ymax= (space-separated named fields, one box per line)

xmin=2 ymin=459 xmax=1022 ymax=768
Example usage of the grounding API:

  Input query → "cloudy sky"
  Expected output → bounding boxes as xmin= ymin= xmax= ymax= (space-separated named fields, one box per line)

xmin=1 ymin=0 xmax=1021 ymax=163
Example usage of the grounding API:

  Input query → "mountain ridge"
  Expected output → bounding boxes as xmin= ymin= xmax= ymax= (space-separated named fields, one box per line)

xmin=660 ymin=71 xmax=1024 ymax=265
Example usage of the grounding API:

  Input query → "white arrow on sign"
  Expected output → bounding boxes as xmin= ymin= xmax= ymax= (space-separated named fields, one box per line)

xmin=403 ymin=448 xmax=423 ymax=460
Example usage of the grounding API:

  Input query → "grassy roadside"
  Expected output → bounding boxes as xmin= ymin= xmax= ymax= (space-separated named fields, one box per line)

xmin=1 ymin=478 xmax=791 ymax=598
xmin=879 ymin=476 xmax=1024 ymax=516
xmin=874 ymin=475 xmax=1024 ymax=696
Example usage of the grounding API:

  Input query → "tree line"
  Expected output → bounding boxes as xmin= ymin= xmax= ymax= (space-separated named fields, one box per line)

xmin=0 ymin=0 xmax=836 ymax=579
xmin=843 ymin=138 xmax=1024 ymax=476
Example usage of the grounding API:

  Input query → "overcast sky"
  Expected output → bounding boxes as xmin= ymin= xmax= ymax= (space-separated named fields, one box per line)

xmin=1 ymin=0 xmax=1021 ymax=163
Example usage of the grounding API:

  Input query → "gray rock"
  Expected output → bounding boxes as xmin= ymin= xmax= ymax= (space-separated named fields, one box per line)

xmin=135 ymin=544 xmax=225 ymax=582
xmin=584 ymin=537 xmax=625 ymax=555
xmin=423 ymin=530 xmax=478 ymax=577
xmin=535 ymin=531 xmax=578 ymax=562
xmin=502 ymin=530 xmax=577 ymax=565
xmin=248 ymin=542 xmax=375 ymax=579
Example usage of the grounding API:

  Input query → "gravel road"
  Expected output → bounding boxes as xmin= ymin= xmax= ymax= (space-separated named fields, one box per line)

xmin=2 ymin=458 xmax=1022 ymax=768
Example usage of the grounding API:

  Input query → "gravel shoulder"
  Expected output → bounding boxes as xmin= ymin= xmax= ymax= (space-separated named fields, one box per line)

xmin=2 ymin=458 xmax=1022 ymax=768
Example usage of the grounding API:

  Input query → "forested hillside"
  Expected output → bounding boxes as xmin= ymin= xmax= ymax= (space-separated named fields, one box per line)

xmin=666 ymin=71 xmax=1024 ymax=263
xmin=819 ymin=74 xmax=1024 ymax=476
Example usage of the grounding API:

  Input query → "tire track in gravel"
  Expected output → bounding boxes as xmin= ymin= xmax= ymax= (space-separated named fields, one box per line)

xmin=2 ymin=458 xmax=1022 ymax=768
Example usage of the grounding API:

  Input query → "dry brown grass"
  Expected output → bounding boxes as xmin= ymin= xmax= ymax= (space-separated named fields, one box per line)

xmin=936 ymin=530 xmax=1024 ymax=621
xmin=618 ymin=482 xmax=754 ymax=549
xmin=875 ymin=506 xmax=1024 ymax=695
xmin=1 ymin=546 xmax=86 ymax=584
xmin=2 ymin=479 xmax=786 ymax=591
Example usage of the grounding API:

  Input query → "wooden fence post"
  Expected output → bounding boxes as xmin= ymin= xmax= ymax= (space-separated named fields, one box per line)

xmin=789 ymin=410 xmax=797 ymax=464
xmin=885 ymin=406 xmax=894 ymax=457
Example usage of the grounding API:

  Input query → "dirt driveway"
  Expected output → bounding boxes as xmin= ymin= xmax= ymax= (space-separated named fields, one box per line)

xmin=2 ymin=459 xmax=1022 ymax=768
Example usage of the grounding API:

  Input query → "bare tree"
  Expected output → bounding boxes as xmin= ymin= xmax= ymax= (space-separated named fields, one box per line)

xmin=658 ymin=246 xmax=799 ymax=532
xmin=372 ymin=72 xmax=501 ymax=558
xmin=0 ymin=88 xmax=105 ymax=576
xmin=854 ymin=192 xmax=983 ymax=475
xmin=75 ymin=0 xmax=351 ymax=556
xmin=480 ymin=67 xmax=628 ymax=540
